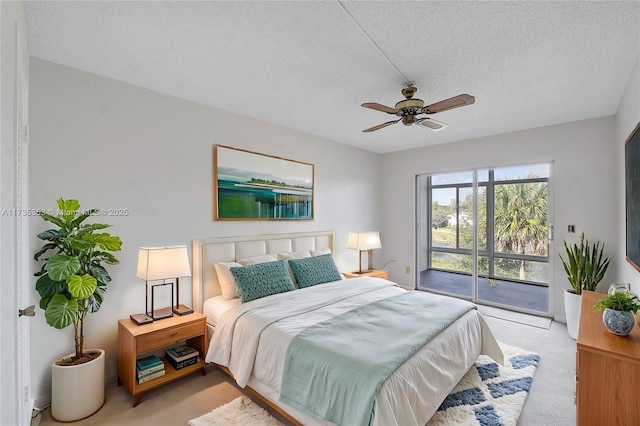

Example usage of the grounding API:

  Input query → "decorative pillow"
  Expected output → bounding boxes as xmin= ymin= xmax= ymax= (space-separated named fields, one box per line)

xmin=310 ymin=248 xmax=332 ymax=257
xmin=214 ymin=262 xmax=243 ymax=299
xmin=288 ymin=254 xmax=342 ymax=288
xmin=237 ymin=253 xmax=278 ymax=265
xmin=277 ymin=251 xmax=311 ymax=287
xmin=230 ymin=260 xmax=295 ymax=303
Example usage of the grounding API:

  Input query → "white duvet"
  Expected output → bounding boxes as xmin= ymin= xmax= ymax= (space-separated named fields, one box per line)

xmin=206 ymin=277 xmax=503 ymax=426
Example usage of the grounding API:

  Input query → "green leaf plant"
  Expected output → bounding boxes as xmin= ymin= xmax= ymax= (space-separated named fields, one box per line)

xmin=593 ymin=292 xmax=640 ymax=314
xmin=559 ymin=232 xmax=610 ymax=295
xmin=34 ymin=199 xmax=122 ymax=363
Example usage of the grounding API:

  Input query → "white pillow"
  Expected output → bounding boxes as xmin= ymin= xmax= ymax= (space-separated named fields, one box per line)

xmin=277 ymin=251 xmax=311 ymax=286
xmin=237 ymin=253 xmax=278 ymax=265
xmin=214 ymin=262 xmax=242 ymax=299
xmin=276 ymin=251 xmax=311 ymax=261
xmin=310 ymin=248 xmax=332 ymax=257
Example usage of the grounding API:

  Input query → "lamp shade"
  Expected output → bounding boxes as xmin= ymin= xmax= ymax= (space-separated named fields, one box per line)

xmin=347 ymin=232 xmax=382 ymax=250
xmin=137 ymin=246 xmax=191 ymax=281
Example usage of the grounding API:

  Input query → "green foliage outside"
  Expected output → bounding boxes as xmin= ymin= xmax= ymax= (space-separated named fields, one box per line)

xmin=431 ymin=177 xmax=549 ymax=283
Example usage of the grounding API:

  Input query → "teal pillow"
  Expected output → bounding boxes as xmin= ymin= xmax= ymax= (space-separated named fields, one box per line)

xmin=288 ymin=254 xmax=342 ymax=288
xmin=230 ymin=260 xmax=295 ymax=303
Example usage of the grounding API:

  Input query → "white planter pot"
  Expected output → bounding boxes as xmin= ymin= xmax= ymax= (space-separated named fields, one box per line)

xmin=564 ymin=290 xmax=582 ymax=340
xmin=51 ymin=349 xmax=105 ymax=422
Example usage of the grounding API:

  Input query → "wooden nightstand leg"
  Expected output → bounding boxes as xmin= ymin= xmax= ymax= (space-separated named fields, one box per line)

xmin=133 ymin=394 xmax=144 ymax=408
xmin=200 ymin=366 xmax=207 ymax=376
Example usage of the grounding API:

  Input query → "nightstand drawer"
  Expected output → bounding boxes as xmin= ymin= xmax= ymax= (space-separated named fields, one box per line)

xmin=137 ymin=322 xmax=202 ymax=354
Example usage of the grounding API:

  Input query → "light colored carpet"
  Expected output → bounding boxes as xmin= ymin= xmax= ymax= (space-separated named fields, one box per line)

xmin=428 ymin=343 xmax=539 ymax=426
xmin=477 ymin=305 xmax=552 ymax=330
xmin=188 ymin=396 xmax=284 ymax=426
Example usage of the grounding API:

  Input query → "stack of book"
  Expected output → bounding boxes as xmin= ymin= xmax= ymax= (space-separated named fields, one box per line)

xmin=136 ymin=355 xmax=165 ymax=384
xmin=165 ymin=344 xmax=199 ymax=370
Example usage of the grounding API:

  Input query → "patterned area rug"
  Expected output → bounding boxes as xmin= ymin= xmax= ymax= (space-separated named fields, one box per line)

xmin=188 ymin=396 xmax=284 ymax=426
xmin=189 ymin=343 xmax=538 ymax=426
xmin=427 ymin=343 xmax=540 ymax=426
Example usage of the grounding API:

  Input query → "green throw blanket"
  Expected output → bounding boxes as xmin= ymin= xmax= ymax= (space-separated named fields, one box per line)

xmin=279 ymin=291 xmax=476 ymax=426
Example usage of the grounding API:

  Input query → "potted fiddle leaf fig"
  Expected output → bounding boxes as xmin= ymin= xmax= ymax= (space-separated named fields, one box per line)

xmin=593 ymin=291 xmax=640 ymax=336
xmin=559 ymin=232 xmax=610 ymax=340
xmin=34 ymin=198 xmax=122 ymax=421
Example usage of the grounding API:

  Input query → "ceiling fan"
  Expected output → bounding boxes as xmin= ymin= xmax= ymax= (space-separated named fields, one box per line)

xmin=361 ymin=85 xmax=475 ymax=133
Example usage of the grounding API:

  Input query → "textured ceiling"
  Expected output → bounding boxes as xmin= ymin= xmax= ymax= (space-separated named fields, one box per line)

xmin=24 ymin=1 xmax=640 ymax=154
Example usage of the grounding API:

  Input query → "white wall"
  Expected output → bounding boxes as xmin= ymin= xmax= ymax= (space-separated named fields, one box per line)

xmin=28 ymin=58 xmax=383 ymax=401
xmin=381 ymin=116 xmax=619 ymax=322
xmin=616 ymin=53 xmax=640 ymax=294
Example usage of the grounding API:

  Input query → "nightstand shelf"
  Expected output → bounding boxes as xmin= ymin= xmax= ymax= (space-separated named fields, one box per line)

xmin=343 ymin=269 xmax=388 ymax=280
xmin=118 ymin=312 xmax=208 ymax=407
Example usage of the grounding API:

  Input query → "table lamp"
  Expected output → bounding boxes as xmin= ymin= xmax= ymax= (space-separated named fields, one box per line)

xmin=134 ymin=246 xmax=192 ymax=323
xmin=347 ymin=231 xmax=382 ymax=274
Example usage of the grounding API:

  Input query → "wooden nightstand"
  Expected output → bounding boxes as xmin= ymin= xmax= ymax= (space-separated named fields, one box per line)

xmin=343 ymin=269 xmax=388 ymax=280
xmin=118 ymin=312 xmax=208 ymax=407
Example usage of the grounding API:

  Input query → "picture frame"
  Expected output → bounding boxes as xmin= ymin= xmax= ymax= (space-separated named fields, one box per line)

xmin=213 ymin=145 xmax=314 ymax=221
xmin=625 ymin=121 xmax=640 ymax=273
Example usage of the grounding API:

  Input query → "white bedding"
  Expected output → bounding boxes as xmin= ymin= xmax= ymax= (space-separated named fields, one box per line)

xmin=202 ymin=295 xmax=241 ymax=326
xmin=206 ymin=277 xmax=503 ymax=426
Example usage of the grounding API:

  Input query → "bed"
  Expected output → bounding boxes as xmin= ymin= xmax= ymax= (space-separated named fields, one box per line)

xmin=192 ymin=231 xmax=504 ymax=426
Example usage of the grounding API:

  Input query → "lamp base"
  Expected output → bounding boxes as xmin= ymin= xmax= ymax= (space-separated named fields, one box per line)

xmin=173 ymin=304 xmax=194 ymax=316
xmin=130 ymin=313 xmax=154 ymax=325
xmin=149 ymin=307 xmax=173 ymax=320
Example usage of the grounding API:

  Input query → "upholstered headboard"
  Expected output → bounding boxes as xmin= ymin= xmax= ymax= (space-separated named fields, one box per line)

xmin=191 ymin=231 xmax=335 ymax=313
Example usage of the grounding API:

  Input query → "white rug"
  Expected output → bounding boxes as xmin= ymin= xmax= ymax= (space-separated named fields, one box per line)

xmin=188 ymin=396 xmax=284 ymax=426
xmin=427 ymin=343 xmax=540 ymax=426
xmin=190 ymin=343 xmax=538 ymax=426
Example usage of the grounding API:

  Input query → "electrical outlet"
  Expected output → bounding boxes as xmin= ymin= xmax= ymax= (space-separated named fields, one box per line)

xmin=405 ymin=266 xmax=411 ymax=274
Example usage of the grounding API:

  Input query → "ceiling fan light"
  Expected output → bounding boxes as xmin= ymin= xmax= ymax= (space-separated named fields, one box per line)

xmin=402 ymin=116 xmax=416 ymax=126
xmin=418 ymin=118 xmax=448 ymax=131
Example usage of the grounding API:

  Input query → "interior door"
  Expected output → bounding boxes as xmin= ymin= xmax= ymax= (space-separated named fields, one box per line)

xmin=0 ymin=7 xmax=32 ymax=424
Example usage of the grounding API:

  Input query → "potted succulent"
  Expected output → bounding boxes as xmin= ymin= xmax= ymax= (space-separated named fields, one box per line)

xmin=34 ymin=198 xmax=122 ymax=421
xmin=559 ymin=233 xmax=610 ymax=339
xmin=593 ymin=291 xmax=640 ymax=336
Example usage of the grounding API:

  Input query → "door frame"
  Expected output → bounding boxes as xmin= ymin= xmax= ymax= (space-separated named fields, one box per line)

xmin=1 ymin=3 xmax=32 ymax=424
xmin=416 ymin=163 xmax=553 ymax=316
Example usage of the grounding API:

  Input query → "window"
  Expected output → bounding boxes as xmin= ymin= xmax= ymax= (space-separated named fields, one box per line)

xmin=418 ymin=163 xmax=550 ymax=314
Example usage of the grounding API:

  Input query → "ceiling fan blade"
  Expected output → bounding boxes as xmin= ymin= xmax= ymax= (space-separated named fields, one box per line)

xmin=361 ymin=102 xmax=399 ymax=114
xmin=424 ymin=94 xmax=475 ymax=114
xmin=417 ymin=117 xmax=448 ymax=131
xmin=362 ymin=119 xmax=401 ymax=133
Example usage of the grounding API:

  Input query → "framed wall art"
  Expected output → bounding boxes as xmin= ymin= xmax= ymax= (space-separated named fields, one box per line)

xmin=625 ymin=121 xmax=640 ymax=273
xmin=213 ymin=145 xmax=314 ymax=221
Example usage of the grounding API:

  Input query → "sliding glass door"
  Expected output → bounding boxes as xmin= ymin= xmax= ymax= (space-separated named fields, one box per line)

xmin=417 ymin=164 xmax=551 ymax=315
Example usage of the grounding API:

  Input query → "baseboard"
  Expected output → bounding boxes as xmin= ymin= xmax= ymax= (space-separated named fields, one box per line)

xmin=33 ymin=395 xmax=51 ymax=412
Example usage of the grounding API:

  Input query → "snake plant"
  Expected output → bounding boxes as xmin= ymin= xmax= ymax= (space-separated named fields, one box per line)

xmin=559 ymin=233 xmax=610 ymax=295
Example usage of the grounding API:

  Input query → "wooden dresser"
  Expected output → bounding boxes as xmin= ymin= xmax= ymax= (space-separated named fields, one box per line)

xmin=576 ymin=290 xmax=640 ymax=425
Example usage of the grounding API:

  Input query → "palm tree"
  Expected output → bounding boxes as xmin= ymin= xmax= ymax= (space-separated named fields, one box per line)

xmin=493 ymin=180 xmax=548 ymax=280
